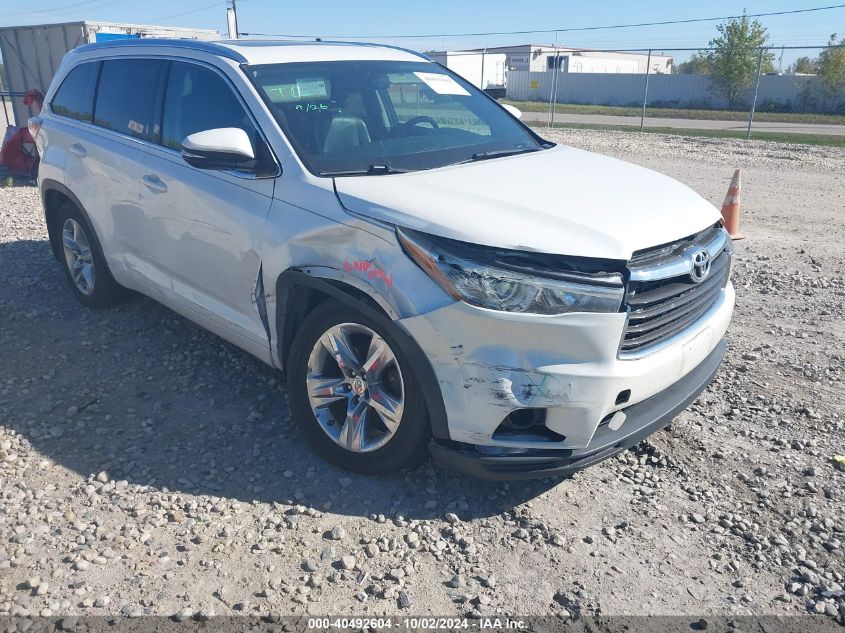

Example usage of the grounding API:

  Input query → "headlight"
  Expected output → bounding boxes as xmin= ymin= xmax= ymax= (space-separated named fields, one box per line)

xmin=397 ymin=228 xmax=625 ymax=315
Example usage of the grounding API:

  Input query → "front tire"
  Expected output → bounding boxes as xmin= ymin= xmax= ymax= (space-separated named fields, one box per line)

xmin=56 ymin=200 xmax=126 ymax=308
xmin=286 ymin=299 xmax=430 ymax=475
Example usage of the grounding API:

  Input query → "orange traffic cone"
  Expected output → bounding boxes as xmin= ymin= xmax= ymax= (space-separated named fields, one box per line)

xmin=721 ymin=169 xmax=744 ymax=240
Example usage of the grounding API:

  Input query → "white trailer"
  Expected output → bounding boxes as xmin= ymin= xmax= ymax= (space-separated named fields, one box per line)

xmin=0 ymin=21 xmax=219 ymax=125
xmin=429 ymin=51 xmax=507 ymax=94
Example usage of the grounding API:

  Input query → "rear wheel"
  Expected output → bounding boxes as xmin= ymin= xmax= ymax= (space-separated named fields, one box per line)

xmin=56 ymin=201 xmax=126 ymax=308
xmin=287 ymin=300 xmax=430 ymax=474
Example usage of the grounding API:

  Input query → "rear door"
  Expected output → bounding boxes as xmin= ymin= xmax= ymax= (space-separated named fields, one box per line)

xmin=127 ymin=59 xmax=276 ymax=348
xmin=42 ymin=59 xmax=99 ymax=194
xmin=62 ymin=57 xmax=169 ymax=279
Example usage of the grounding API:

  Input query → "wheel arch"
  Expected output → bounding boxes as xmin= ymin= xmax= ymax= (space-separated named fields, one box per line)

xmin=275 ymin=268 xmax=450 ymax=441
xmin=40 ymin=180 xmax=94 ymax=262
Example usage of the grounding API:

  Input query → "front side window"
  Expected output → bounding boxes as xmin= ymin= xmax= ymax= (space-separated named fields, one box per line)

xmin=51 ymin=62 xmax=99 ymax=122
xmin=94 ymin=59 xmax=167 ymax=142
xmin=161 ymin=62 xmax=259 ymax=151
xmin=249 ymin=60 xmax=547 ymax=175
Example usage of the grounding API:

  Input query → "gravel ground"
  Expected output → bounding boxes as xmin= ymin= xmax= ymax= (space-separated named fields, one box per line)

xmin=0 ymin=130 xmax=843 ymax=625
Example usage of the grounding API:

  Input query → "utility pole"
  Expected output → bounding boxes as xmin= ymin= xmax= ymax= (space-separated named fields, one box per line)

xmin=226 ymin=0 xmax=240 ymax=39
xmin=747 ymin=47 xmax=764 ymax=140
xmin=547 ymin=31 xmax=560 ymax=128
xmin=640 ymin=49 xmax=652 ymax=132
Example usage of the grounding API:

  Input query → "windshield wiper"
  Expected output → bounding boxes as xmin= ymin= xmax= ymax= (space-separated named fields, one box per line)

xmin=461 ymin=147 xmax=541 ymax=164
xmin=449 ymin=147 xmax=542 ymax=167
xmin=320 ymin=165 xmax=410 ymax=177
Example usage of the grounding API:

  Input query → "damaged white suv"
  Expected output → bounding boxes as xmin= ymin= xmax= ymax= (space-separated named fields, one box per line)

xmin=33 ymin=39 xmax=734 ymax=479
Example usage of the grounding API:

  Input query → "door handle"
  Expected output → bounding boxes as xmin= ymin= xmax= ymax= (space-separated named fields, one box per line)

xmin=141 ymin=174 xmax=167 ymax=194
xmin=69 ymin=143 xmax=87 ymax=158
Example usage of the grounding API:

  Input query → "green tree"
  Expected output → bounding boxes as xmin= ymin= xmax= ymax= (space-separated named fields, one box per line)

xmin=705 ymin=15 xmax=775 ymax=108
xmin=816 ymin=34 xmax=845 ymax=97
xmin=791 ymin=56 xmax=818 ymax=74
xmin=675 ymin=53 xmax=710 ymax=74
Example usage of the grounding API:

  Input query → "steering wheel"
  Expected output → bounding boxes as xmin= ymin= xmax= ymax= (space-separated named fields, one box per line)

xmin=403 ymin=115 xmax=439 ymax=129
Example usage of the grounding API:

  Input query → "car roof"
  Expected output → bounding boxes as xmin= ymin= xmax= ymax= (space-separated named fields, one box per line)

xmin=72 ymin=38 xmax=430 ymax=65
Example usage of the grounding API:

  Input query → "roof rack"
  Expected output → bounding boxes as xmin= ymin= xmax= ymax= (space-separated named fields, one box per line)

xmin=71 ymin=37 xmax=430 ymax=64
xmin=212 ymin=38 xmax=428 ymax=61
xmin=72 ymin=39 xmax=248 ymax=63
xmin=321 ymin=40 xmax=430 ymax=61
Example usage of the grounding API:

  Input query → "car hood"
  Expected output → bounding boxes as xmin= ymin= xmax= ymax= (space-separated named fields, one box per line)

xmin=334 ymin=145 xmax=721 ymax=260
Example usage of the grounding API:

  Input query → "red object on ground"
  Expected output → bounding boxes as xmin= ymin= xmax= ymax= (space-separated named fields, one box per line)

xmin=0 ymin=88 xmax=44 ymax=176
xmin=0 ymin=126 xmax=38 ymax=175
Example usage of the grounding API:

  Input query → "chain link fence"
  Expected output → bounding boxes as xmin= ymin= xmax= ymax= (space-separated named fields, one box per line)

xmin=433 ymin=45 xmax=845 ymax=142
xmin=1 ymin=92 xmax=25 ymax=128
xmin=2 ymin=45 xmax=844 ymax=143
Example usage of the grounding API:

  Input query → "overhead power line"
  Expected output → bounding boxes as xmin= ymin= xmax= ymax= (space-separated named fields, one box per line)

xmin=4 ymin=0 xmax=120 ymax=19
xmin=149 ymin=1 xmax=225 ymax=24
xmin=240 ymin=3 xmax=845 ymax=39
xmin=4 ymin=0 xmax=220 ymax=24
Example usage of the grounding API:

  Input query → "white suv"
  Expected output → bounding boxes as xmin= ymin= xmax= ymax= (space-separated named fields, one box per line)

xmin=31 ymin=39 xmax=734 ymax=479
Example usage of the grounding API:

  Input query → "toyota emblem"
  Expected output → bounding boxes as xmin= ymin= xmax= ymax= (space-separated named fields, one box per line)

xmin=690 ymin=249 xmax=711 ymax=283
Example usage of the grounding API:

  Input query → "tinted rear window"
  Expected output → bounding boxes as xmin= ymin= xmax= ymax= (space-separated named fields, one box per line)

xmin=51 ymin=62 xmax=99 ymax=122
xmin=94 ymin=59 xmax=167 ymax=142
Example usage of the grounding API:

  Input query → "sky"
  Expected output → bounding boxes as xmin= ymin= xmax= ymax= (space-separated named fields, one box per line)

xmin=1 ymin=0 xmax=842 ymax=54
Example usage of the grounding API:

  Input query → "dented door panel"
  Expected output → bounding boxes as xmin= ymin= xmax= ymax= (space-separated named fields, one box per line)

xmin=127 ymin=143 xmax=274 ymax=347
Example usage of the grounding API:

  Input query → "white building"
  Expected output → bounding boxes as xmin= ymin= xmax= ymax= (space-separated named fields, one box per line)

xmin=463 ymin=44 xmax=674 ymax=75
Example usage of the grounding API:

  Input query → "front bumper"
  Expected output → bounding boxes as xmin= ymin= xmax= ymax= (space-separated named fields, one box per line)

xmin=399 ymin=283 xmax=734 ymax=449
xmin=430 ymin=338 xmax=726 ymax=480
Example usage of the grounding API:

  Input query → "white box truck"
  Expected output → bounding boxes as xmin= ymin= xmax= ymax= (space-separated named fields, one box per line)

xmin=0 ymin=21 xmax=219 ymax=125
xmin=428 ymin=51 xmax=507 ymax=97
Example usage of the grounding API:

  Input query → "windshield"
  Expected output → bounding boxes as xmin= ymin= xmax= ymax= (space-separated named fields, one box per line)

xmin=247 ymin=60 xmax=549 ymax=176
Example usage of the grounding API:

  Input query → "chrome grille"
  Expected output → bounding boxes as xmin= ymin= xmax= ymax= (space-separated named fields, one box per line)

xmin=621 ymin=224 xmax=731 ymax=356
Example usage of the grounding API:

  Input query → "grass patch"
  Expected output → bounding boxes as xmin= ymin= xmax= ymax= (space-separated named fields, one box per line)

xmin=531 ymin=122 xmax=845 ymax=147
xmin=504 ymin=100 xmax=845 ymax=126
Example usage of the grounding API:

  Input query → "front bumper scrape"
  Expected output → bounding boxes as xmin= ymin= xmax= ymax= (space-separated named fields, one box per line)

xmin=430 ymin=339 xmax=726 ymax=480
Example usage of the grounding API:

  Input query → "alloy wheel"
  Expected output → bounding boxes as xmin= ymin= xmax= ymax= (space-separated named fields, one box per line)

xmin=306 ymin=322 xmax=405 ymax=453
xmin=62 ymin=218 xmax=95 ymax=296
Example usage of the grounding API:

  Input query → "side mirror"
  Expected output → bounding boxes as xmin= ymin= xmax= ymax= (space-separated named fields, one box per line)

xmin=181 ymin=127 xmax=256 ymax=171
xmin=501 ymin=103 xmax=522 ymax=120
